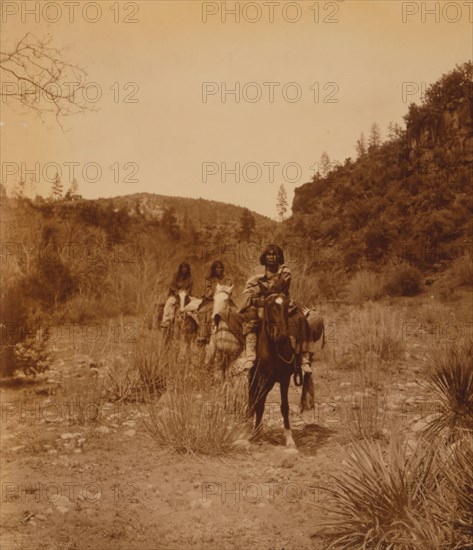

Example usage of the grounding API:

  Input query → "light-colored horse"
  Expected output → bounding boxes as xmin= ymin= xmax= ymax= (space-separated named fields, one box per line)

xmin=163 ymin=289 xmax=202 ymax=344
xmin=204 ymin=283 xmax=243 ymax=376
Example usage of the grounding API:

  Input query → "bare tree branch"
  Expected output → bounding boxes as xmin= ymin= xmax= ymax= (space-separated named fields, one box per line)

xmin=0 ymin=33 xmax=96 ymax=130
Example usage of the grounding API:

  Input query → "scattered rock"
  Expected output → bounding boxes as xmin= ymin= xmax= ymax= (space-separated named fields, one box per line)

xmin=122 ymin=420 xmax=136 ymax=427
xmin=340 ymin=382 xmax=352 ymax=387
xmin=36 ymin=514 xmax=47 ymax=521
xmin=60 ymin=433 xmax=74 ymax=440
xmin=283 ymin=448 xmax=299 ymax=455
xmin=281 ymin=457 xmax=296 ymax=469
xmin=124 ymin=429 xmax=136 ymax=438
xmin=53 ymin=496 xmax=70 ymax=508
xmin=11 ymin=445 xmax=25 ymax=452
xmin=56 ymin=506 xmax=69 ymax=514
xmin=95 ymin=426 xmax=110 ymax=434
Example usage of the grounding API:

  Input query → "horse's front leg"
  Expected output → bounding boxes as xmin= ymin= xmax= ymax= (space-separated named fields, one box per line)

xmin=280 ymin=376 xmax=295 ymax=448
xmin=248 ymin=369 xmax=274 ymax=441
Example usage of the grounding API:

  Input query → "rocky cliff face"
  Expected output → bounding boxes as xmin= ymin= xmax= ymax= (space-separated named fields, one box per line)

xmin=407 ymin=96 xmax=473 ymax=165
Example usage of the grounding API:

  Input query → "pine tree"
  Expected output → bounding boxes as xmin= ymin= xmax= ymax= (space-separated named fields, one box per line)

xmin=276 ymin=184 xmax=288 ymax=221
xmin=355 ymin=133 xmax=367 ymax=158
xmin=368 ymin=123 xmax=382 ymax=149
xmin=51 ymin=172 xmax=63 ymax=200
xmin=239 ymin=208 xmax=256 ymax=241
xmin=65 ymin=178 xmax=79 ymax=200
xmin=387 ymin=122 xmax=403 ymax=141
xmin=320 ymin=151 xmax=331 ymax=177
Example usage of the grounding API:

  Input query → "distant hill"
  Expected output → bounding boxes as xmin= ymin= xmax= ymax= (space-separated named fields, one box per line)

xmin=96 ymin=192 xmax=273 ymax=226
xmin=287 ymin=62 xmax=473 ymax=275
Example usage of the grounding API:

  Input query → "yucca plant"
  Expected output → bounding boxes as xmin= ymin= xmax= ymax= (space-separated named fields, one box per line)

xmin=133 ymin=335 xmax=167 ymax=400
xmin=422 ymin=341 xmax=473 ymax=443
xmin=106 ymin=360 xmax=141 ymax=402
xmin=141 ymin=346 xmax=248 ymax=455
xmin=437 ymin=436 xmax=473 ymax=541
xmin=339 ymin=390 xmax=388 ymax=441
xmin=314 ymin=437 xmax=439 ymax=549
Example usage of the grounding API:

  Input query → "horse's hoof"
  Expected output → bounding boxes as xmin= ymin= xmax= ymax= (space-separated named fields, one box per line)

xmin=249 ymin=430 xmax=262 ymax=442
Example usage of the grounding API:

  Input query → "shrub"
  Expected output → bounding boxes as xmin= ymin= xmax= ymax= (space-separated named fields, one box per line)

xmin=141 ymin=340 xmax=248 ymax=455
xmin=345 ymin=271 xmax=384 ymax=304
xmin=315 ymin=438 xmax=440 ymax=549
xmin=422 ymin=341 xmax=473 ymax=443
xmin=13 ymin=329 xmax=52 ymax=377
xmin=384 ymin=267 xmax=423 ymax=297
xmin=451 ymin=253 xmax=473 ymax=287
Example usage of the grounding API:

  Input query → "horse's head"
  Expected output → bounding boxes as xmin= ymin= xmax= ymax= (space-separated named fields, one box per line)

xmin=177 ymin=289 xmax=190 ymax=311
xmin=212 ymin=283 xmax=233 ymax=322
xmin=262 ymin=293 xmax=289 ymax=344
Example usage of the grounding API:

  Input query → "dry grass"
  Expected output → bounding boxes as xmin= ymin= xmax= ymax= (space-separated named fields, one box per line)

xmin=338 ymin=389 xmax=388 ymax=441
xmin=422 ymin=341 xmax=473 ymax=443
xmin=451 ymin=253 xmax=473 ymax=287
xmin=61 ymin=373 xmax=107 ymax=425
xmin=345 ymin=271 xmax=384 ymax=304
xmin=141 ymin=338 xmax=248 ymax=455
xmin=326 ymin=303 xmax=406 ymax=370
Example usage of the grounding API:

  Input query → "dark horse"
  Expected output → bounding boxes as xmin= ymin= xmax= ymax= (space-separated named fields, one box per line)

xmin=247 ymin=292 xmax=298 ymax=447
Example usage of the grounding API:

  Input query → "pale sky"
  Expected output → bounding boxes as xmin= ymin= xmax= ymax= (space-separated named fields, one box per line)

xmin=1 ymin=0 xmax=472 ymax=218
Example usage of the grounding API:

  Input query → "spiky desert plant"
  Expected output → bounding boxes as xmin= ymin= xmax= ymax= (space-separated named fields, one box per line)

xmin=141 ymin=344 xmax=248 ymax=455
xmin=437 ymin=436 xmax=473 ymax=541
xmin=106 ymin=360 xmax=140 ymax=402
xmin=422 ymin=341 xmax=473 ymax=443
xmin=315 ymin=437 xmax=439 ymax=549
xmin=338 ymin=390 xmax=388 ymax=441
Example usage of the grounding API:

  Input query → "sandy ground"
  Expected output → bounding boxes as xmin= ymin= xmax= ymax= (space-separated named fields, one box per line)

xmin=0 ymin=314 xmax=442 ymax=550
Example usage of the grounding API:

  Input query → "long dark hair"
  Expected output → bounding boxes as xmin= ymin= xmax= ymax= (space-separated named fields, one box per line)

xmin=259 ymin=244 xmax=284 ymax=266
xmin=208 ymin=260 xmax=224 ymax=279
xmin=176 ymin=262 xmax=191 ymax=280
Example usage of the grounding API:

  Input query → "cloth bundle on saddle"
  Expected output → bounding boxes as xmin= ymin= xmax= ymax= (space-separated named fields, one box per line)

xmin=214 ymin=278 xmax=312 ymax=359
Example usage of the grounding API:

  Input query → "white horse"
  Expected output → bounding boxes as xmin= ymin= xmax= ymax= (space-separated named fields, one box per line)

xmin=204 ymin=283 xmax=244 ymax=376
xmin=162 ymin=289 xmax=202 ymax=343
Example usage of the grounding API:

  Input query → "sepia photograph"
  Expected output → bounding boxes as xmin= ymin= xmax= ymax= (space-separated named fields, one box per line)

xmin=1 ymin=1 xmax=472 ymax=548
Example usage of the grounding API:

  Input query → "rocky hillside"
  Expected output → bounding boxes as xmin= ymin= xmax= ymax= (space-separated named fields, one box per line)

xmin=288 ymin=62 xmax=473 ymax=274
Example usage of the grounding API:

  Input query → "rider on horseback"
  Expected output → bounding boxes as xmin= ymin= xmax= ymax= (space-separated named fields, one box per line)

xmin=197 ymin=260 xmax=234 ymax=344
xmin=161 ymin=262 xmax=193 ymax=329
xmin=240 ymin=244 xmax=312 ymax=373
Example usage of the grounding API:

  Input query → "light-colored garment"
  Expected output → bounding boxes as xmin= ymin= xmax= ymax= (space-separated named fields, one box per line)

xmin=162 ymin=295 xmax=176 ymax=325
xmin=203 ymin=276 xmax=233 ymax=300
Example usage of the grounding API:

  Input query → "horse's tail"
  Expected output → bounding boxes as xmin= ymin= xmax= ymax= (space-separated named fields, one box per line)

xmin=321 ymin=320 xmax=325 ymax=349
